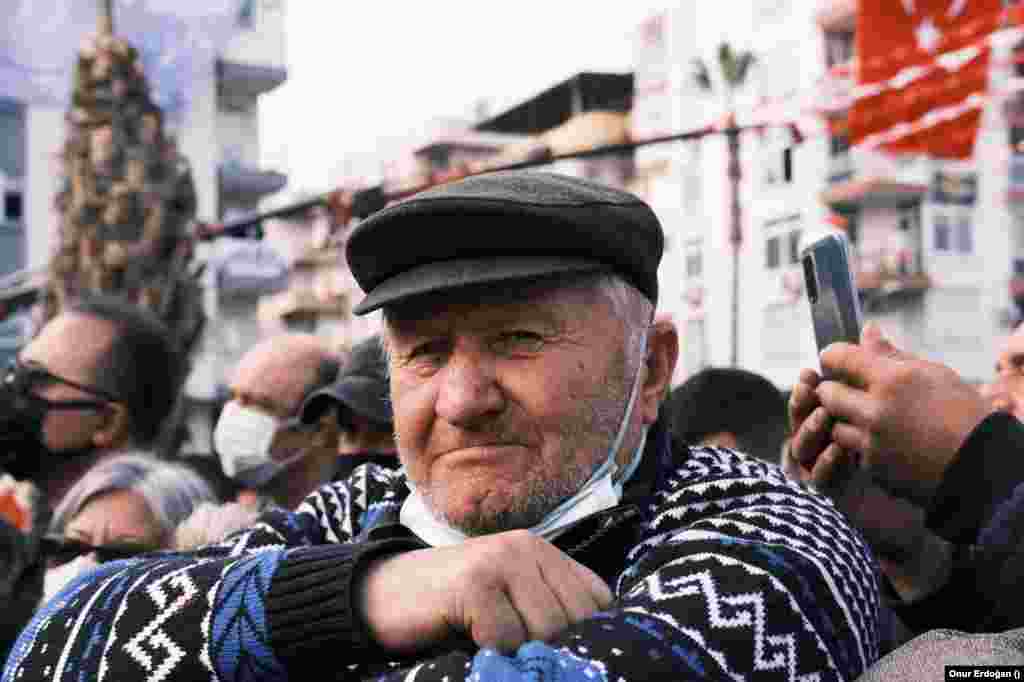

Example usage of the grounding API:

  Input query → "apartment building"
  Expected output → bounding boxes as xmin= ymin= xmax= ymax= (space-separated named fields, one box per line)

xmin=634 ymin=0 xmax=1018 ymax=387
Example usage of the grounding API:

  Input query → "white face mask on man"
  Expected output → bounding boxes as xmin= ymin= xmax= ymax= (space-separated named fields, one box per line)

xmin=214 ymin=401 xmax=308 ymax=488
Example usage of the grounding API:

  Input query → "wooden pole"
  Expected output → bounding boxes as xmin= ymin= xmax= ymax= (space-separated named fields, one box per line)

xmin=99 ymin=0 xmax=114 ymax=36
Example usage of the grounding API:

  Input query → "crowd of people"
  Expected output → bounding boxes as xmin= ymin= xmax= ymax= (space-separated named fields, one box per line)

xmin=0 ymin=170 xmax=1020 ymax=680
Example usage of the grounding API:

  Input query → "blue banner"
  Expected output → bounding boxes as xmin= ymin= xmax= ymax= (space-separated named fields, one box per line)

xmin=0 ymin=0 xmax=244 ymax=119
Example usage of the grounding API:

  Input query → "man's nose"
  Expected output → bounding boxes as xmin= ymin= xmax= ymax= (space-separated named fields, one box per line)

xmin=435 ymin=351 xmax=504 ymax=428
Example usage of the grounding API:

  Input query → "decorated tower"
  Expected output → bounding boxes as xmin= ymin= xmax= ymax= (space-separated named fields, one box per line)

xmin=45 ymin=0 xmax=203 ymax=351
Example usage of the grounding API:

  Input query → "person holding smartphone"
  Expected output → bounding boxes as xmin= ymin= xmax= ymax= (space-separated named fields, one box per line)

xmin=786 ymin=322 xmax=1024 ymax=677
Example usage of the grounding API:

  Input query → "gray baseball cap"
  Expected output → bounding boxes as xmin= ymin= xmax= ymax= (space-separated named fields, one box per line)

xmin=300 ymin=337 xmax=391 ymax=427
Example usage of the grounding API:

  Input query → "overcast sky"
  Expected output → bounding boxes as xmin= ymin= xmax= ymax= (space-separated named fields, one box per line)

xmin=259 ymin=2 xmax=742 ymax=196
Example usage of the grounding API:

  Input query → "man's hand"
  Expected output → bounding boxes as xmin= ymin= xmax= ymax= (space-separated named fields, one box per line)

xmin=815 ymin=323 xmax=990 ymax=504
xmin=357 ymin=530 xmax=612 ymax=654
xmin=787 ymin=367 xmax=829 ymax=473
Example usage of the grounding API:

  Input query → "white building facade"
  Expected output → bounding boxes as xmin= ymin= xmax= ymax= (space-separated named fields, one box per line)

xmin=634 ymin=0 xmax=1021 ymax=388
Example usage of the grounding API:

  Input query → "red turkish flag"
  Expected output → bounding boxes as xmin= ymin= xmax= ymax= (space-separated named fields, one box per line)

xmin=850 ymin=0 xmax=1003 ymax=159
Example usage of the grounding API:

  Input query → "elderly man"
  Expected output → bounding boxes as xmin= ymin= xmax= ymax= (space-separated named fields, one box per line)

xmin=299 ymin=335 xmax=398 ymax=479
xmin=980 ymin=323 xmax=1024 ymax=420
xmin=214 ymin=333 xmax=340 ymax=510
xmin=5 ymin=173 xmax=880 ymax=681
xmin=0 ymin=295 xmax=182 ymax=662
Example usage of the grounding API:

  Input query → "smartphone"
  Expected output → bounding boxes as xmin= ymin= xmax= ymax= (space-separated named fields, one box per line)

xmin=801 ymin=233 xmax=863 ymax=369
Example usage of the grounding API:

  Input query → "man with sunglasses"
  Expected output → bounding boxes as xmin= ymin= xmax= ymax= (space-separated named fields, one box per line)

xmin=0 ymin=296 xmax=182 ymax=499
xmin=0 ymin=295 xmax=181 ymax=662
xmin=214 ymin=333 xmax=341 ymax=510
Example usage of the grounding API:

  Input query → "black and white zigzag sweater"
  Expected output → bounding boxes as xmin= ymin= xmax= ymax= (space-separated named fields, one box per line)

xmin=4 ymin=426 xmax=881 ymax=681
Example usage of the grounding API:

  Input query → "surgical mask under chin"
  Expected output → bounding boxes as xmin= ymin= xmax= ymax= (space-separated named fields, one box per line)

xmin=214 ymin=401 xmax=306 ymax=489
xmin=402 ymin=333 xmax=650 ymax=547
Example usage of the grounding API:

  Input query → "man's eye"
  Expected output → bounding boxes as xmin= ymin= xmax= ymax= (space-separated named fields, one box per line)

xmin=406 ymin=340 xmax=448 ymax=362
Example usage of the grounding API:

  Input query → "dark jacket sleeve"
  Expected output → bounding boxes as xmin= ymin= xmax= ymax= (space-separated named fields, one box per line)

xmin=927 ymin=412 xmax=1024 ymax=544
xmin=888 ymin=412 xmax=1024 ymax=635
xmin=892 ymin=456 xmax=1024 ymax=634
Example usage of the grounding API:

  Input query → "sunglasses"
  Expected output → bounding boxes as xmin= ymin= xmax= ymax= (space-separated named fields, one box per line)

xmin=3 ymin=359 xmax=121 ymax=411
xmin=40 ymin=534 xmax=161 ymax=565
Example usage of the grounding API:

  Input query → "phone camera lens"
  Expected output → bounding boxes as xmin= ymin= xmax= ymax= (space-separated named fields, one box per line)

xmin=803 ymin=256 xmax=819 ymax=303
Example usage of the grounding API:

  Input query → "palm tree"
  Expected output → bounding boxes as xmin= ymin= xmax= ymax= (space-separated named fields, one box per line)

xmin=692 ymin=43 xmax=756 ymax=367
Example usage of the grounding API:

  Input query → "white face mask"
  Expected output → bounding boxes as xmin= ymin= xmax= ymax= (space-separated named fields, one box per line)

xmin=214 ymin=401 xmax=306 ymax=488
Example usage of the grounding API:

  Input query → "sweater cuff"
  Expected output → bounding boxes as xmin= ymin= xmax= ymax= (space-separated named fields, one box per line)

xmin=927 ymin=412 xmax=1024 ymax=544
xmin=266 ymin=539 xmax=421 ymax=668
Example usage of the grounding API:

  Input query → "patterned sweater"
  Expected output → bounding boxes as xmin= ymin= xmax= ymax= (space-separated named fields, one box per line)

xmin=4 ymin=428 xmax=881 ymax=681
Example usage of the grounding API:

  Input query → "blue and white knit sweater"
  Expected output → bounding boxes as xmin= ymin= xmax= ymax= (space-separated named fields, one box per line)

xmin=4 ymin=431 xmax=881 ymax=681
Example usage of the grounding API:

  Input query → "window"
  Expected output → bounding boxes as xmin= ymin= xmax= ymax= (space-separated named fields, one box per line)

xmin=788 ymin=229 xmax=802 ymax=264
xmin=956 ymin=214 xmax=973 ymax=254
xmin=683 ymin=319 xmax=706 ymax=375
xmin=782 ymin=147 xmax=794 ymax=183
xmin=238 ymin=0 xmax=256 ymax=27
xmin=825 ymin=31 xmax=855 ymax=68
xmin=682 ymin=144 xmax=702 ymax=212
xmin=935 ymin=214 xmax=951 ymax=251
xmin=685 ymin=248 xmax=702 ymax=278
xmin=830 ymin=134 xmax=851 ymax=157
xmin=763 ymin=146 xmax=794 ymax=186
xmin=765 ymin=236 xmax=781 ymax=269
xmin=3 ymin=192 xmax=21 ymax=221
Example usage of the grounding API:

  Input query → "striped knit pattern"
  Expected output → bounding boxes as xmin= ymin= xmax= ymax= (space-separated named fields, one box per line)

xmin=4 ymin=444 xmax=881 ymax=681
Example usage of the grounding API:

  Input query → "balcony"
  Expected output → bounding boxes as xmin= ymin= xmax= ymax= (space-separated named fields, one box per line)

xmin=822 ymin=177 xmax=927 ymax=211
xmin=211 ymin=240 xmax=289 ymax=299
xmin=217 ymin=0 xmax=286 ymax=104
xmin=855 ymin=248 xmax=931 ymax=300
xmin=218 ymin=161 xmax=288 ymax=201
xmin=217 ymin=59 xmax=288 ymax=103
xmin=258 ymin=287 xmax=349 ymax=326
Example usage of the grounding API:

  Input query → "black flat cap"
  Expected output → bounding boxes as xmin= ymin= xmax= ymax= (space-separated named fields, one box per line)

xmin=346 ymin=171 xmax=664 ymax=314
xmin=300 ymin=337 xmax=391 ymax=427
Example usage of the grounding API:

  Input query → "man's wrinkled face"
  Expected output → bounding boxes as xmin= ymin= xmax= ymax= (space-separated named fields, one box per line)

xmin=19 ymin=313 xmax=115 ymax=451
xmin=385 ymin=284 xmax=639 ymax=536
xmin=981 ymin=328 xmax=1024 ymax=421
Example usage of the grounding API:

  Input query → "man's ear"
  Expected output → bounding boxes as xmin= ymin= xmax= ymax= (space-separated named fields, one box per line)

xmin=639 ymin=317 xmax=679 ymax=425
xmin=91 ymin=403 xmax=131 ymax=450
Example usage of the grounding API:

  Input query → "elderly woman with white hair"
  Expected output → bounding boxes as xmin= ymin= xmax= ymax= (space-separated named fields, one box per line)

xmin=43 ymin=453 xmax=217 ymax=600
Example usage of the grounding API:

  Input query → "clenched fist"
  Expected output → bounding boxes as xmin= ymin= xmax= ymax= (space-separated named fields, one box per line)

xmin=357 ymin=530 xmax=612 ymax=654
